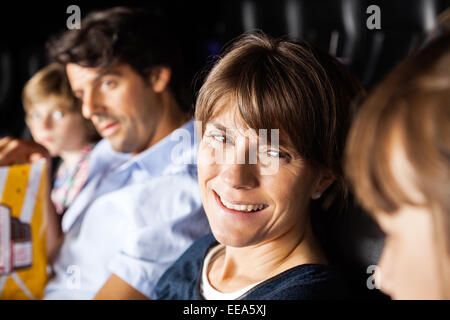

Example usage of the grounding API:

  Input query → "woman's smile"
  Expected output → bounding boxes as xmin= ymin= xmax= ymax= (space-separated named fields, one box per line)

xmin=212 ymin=189 xmax=269 ymax=217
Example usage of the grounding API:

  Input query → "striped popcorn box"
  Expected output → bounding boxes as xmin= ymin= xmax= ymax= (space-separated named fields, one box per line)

xmin=0 ymin=159 xmax=48 ymax=300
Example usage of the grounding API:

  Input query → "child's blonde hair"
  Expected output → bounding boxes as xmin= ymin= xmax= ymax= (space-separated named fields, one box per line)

xmin=345 ymin=32 xmax=450 ymax=297
xmin=22 ymin=63 xmax=98 ymax=142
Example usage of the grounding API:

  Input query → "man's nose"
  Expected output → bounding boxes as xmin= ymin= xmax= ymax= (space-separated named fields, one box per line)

xmin=220 ymin=163 xmax=259 ymax=190
xmin=81 ymin=90 xmax=100 ymax=119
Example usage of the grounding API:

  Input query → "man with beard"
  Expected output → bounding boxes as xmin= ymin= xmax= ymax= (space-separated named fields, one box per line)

xmin=0 ymin=7 xmax=210 ymax=299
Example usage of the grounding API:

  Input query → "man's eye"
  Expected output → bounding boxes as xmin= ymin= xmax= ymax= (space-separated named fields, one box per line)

xmin=102 ymin=80 xmax=117 ymax=88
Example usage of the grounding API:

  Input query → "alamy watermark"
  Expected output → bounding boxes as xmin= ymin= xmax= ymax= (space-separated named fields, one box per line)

xmin=170 ymin=121 xmax=281 ymax=176
xmin=66 ymin=5 xmax=81 ymax=30
xmin=366 ymin=264 xmax=382 ymax=290
xmin=64 ymin=4 xmax=381 ymax=32
xmin=66 ymin=264 xmax=81 ymax=290
xmin=366 ymin=4 xmax=381 ymax=30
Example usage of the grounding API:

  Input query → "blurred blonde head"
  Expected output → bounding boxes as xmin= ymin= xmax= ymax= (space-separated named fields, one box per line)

xmin=345 ymin=32 xmax=450 ymax=299
xmin=22 ymin=63 xmax=98 ymax=156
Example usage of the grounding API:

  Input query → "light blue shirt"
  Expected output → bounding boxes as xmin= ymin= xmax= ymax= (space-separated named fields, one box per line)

xmin=44 ymin=120 xmax=210 ymax=299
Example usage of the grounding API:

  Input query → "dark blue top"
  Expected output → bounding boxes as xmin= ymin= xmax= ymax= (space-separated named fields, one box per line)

xmin=155 ymin=233 xmax=352 ymax=300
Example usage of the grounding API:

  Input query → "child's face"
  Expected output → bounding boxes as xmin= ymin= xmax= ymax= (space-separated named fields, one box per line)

xmin=374 ymin=137 xmax=447 ymax=299
xmin=375 ymin=204 xmax=442 ymax=299
xmin=26 ymin=96 xmax=89 ymax=156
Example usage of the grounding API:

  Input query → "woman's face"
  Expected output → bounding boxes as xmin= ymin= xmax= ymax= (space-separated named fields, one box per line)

xmin=374 ymin=138 xmax=448 ymax=299
xmin=197 ymin=104 xmax=328 ymax=248
xmin=26 ymin=96 xmax=89 ymax=156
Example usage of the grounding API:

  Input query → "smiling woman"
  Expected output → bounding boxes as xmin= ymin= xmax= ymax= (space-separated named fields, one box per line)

xmin=155 ymin=32 xmax=363 ymax=300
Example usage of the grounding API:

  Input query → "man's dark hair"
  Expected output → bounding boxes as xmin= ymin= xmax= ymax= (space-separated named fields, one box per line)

xmin=46 ymin=6 xmax=190 ymax=112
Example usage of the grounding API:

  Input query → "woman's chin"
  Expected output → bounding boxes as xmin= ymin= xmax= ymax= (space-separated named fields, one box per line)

xmin=210 ymin=225 xmax=258 ymax=248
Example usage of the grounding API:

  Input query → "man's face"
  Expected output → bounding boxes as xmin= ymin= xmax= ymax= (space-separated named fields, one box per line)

xmin=66 ymin=63 xmax=161 ymax=153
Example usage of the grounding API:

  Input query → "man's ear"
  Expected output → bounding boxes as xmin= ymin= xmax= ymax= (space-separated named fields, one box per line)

xmin=311 ymin=170 xmax=335 ymax=200
xmin=149 ymin=66 xmax=171 ymax=93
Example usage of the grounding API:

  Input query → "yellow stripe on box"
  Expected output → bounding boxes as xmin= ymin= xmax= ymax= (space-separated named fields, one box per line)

xmin=0 ymin=164 xmax=30 ymax=218
xmin=0 ymin=161 xmax=48 ymax=300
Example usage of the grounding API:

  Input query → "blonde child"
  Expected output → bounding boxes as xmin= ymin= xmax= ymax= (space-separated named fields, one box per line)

xmin=22 ymin=63 xmax=99 ymax=215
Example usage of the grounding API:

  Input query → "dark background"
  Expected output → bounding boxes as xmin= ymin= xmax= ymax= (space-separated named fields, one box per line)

xmin=0 ymin=0 xmax=449 ymax=300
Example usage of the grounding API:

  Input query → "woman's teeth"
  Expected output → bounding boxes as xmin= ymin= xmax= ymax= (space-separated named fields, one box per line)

xmin=219 ymin=196 xmax=265 ymax=212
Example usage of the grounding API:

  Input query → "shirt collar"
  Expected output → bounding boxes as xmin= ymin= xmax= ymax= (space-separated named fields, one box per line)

xmin=116 ymin=119 xmax=198 ymax=177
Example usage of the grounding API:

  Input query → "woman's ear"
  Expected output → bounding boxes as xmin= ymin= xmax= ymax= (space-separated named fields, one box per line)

xmin=149 ymin=67 xmax=172 ymax=93
xmin=312 ymin=170 xmax=335 ymax=200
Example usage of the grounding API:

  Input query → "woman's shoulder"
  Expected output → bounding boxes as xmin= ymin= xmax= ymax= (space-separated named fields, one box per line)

xmin=155 ymin=233 xmax=217 ymax=300
xmin=241 ymin=264 xmax=352 ymax=300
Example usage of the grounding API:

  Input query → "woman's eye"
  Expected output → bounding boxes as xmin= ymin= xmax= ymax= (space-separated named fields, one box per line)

xmin=212 ymin=134 xmax=226 ymax=143
xmin=205 ymin=132 xmax=232 ymax=144
xmin=266 ymin=149 xmax=290 ymax=159
xmin=267 ymin=150 xmax=280 ymax=157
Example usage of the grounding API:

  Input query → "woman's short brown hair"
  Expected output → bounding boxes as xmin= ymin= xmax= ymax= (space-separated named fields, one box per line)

xmin=345 ymin=32 xmax=450 ymax=240
xmin=195 ymin=32 xmax=363 ymax=214
xmin=22 ymin=63 xmax=99 ymax=142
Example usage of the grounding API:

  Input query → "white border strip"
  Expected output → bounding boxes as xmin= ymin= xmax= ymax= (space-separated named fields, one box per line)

xmin=0 ymin=206 xmax=11 ymax=274
xmin=0 ymin=166 xmax=9 ymax=201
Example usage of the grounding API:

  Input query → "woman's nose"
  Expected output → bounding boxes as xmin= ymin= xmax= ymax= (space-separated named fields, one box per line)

xmin=220 ymin=163 xmax=259 ymax=190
